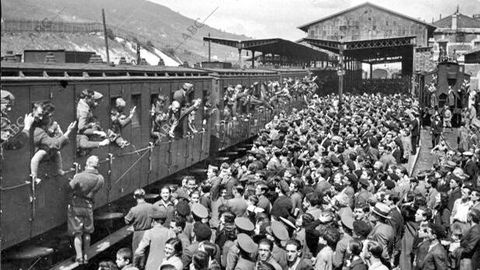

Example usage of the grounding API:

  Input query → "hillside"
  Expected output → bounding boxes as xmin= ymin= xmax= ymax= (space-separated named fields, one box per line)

xmin=1 ymin=0 xmax=251 ymax=64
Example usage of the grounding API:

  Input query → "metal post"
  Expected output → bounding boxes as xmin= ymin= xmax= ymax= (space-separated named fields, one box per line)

xmin=102 ymin=9 xmax=110 ymax=64
xmin=238 ymin=48 xmax=242 ymax=67
xmin=136 ymin=43 xmax=141 ymax=65
xmin=208 ymin=33 xmax=211 ymax=62
xmin=251 ymin=50 xmax=255 ymax=68
xmin=338 ymin=43 xmax=345 ymax=103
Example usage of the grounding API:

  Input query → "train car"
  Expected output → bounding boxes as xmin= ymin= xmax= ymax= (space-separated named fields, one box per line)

xmin=415 ymin=61 xmax=471 ymax=126
xmin=0 ymin=62 xmax=307 ymax=252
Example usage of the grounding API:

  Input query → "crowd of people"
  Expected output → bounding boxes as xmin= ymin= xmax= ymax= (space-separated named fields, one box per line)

xmin=2 ymin=74 xmax=480 ymax=270
xmin=88 ymin=88 xmax=479 ymax=270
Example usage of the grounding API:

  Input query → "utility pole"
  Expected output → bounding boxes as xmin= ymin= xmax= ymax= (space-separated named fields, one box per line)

xmin=136 ymin=42 xmax=141 ymax=65
xmin=102 ymin=9 xmax=110 ymax=64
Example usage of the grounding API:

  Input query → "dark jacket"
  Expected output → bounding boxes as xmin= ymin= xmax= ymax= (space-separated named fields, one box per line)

xmin=418 ymin=242 xmax=449 ymax=270
xmin=458 ymin=223 xmax=480 ymax=270
xmin=271 ymin=195 xmax=293 ymax=220
xmin=411 ymin=118 xmax=420 ymax=137
xmin=349 ymin=258 xmax=367 ymax=270
xmin=293 ymin=258 xmax=313 ymax=270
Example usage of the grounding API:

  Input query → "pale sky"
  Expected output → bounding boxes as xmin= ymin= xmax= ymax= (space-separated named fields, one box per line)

xmin=151 ymin=0 xmax=480 ymax=40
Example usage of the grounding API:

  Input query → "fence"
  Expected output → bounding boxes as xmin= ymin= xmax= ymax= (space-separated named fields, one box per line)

xmin=1 ymin=19 xmax=156 ymax=48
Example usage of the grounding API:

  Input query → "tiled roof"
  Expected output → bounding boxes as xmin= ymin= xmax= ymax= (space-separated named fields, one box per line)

xmin=434 ymin=13 xmax=480 ymax=28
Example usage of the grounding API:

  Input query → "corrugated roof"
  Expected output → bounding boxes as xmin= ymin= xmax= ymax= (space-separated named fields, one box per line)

xmin=434 ymin=13 xmax=480 ymax=28
xmin=202 ymin=37 xmax=329 ymax=61
xmin=298 ymin=2 xmax=436 ymax=32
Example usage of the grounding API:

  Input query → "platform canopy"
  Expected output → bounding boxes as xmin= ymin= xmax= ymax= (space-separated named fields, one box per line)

xmin=302 ymin=36 xmax=416 ymax=64
xmin=203 ymin=37 xmax=329 ymax=62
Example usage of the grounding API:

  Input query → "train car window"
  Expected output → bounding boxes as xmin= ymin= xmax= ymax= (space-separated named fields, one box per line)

xmin=131 ymin=94 xmax=141 ymax=127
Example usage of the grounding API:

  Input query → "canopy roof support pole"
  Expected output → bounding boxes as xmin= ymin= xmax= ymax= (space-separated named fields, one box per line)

xmin=251 ymin=50 xmax=255 ymax=68
xmin=238 ymin=48 xmax=242 ymax=67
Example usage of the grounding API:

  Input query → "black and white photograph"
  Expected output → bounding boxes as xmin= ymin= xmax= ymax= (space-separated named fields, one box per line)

xmin=1 ymin=0 xmax=480 ymax=269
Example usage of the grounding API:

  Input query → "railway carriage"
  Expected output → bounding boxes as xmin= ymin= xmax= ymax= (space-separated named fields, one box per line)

xmin=0 ymin=62 xmax=308 ymax=251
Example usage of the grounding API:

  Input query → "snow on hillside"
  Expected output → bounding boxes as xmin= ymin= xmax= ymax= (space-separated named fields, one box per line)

xmin=114 ymin=37 xmax=180 ymax=66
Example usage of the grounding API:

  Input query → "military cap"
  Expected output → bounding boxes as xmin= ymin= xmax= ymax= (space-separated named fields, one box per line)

xmin=81 ymin=89 xmax=103 ymax=100
xmin=1 ymin=89 xmax=14 ymax=104
xmin=192 ymin=203 xmax=208 ymax=219
xmin=339 ymin=207 xmax=354 ymax=230
xmin=270 ymin=220 xmax=289 ymax=241
xmin=182 ymin=83 xmax=193 ymax=90
xmin=445 ymin=161 xmax=457 ymax=168
xmin=237 ymin=233 xmax=257 ymax=253
xmin=234 ymin=217 xmax=254 ymax=232
xmin=279 ymin=216 xmax=296 ymax=230
xmin=150 ymin=206 xmax=167 ymax=219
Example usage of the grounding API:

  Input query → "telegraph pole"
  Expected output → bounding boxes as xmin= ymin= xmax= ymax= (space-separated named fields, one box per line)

xmin=102 ymin=9 xmax=110 ymax=64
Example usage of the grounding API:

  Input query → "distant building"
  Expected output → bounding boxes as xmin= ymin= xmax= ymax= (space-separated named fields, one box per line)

xmin=23 ymin=50 xmax=96 ymax=64
xmin=298 ymin=2 xmax=437 ymax=73
xmin=298 ymin=2 xmax=435 ymax=46
xmin=432 ymin=10 xmax=480 ymax=63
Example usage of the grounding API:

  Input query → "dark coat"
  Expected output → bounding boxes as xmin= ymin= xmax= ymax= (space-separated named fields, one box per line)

xmin=349 ymin=258 xmax=367 ymax=270
xmin=411 ymin=118 xmax=420 ymax=137
xmin=419 ymin=242 xmax=449 ymax=270
xmin=294 ymin=258 xmax=313 ymax=270
xmin=458 ymin=224 xmax=480 ymax=270
xmin=388 ymin=207 xmax=405 ymax=251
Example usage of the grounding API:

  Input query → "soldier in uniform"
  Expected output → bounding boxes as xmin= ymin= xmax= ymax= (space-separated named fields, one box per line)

xmin=76 ymin=89 xmax=110 ymax=151
xmin=108 ymin=97 xmax=135 ymax=148
xmin=235 ymin=234 xmax=257 ymax=270
xmin=30 ymin=101 xmax=76 ymax=182
xmin=151 ymin=95 xmax=169 ymax=144
xmin=173 ymin=83 xmax=194 ymax=108
xmin=167 ymin=99 xmax=201 ymax=139
xmin=1 ymin=89 xmax=34 ymax=152
xmin=67 ymin=155 xmax=105 ymax=264
xmin=125 ymin=189 xmax=155 ymax=270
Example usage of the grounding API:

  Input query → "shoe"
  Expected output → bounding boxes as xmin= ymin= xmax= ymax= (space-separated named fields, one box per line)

xmin=75 ymin=257 xmax=85 ymax=265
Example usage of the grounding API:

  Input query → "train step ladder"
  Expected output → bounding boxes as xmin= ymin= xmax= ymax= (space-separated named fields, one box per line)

xmin=4 ymin=245 xmax=54 ymax=269
xmin=94 ymin=211 xmax=124 ymax=234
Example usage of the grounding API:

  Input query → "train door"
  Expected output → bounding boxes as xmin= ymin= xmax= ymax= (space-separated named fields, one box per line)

xmin=1 ymin=83 xmax=35 ymax=249
xmin=32 ymin=80 xmax=78 ymax=237
xmin=149 ymin=80 xmax=173 ymax=183
xmin=170 ymin=79 xmax=185 ymax=174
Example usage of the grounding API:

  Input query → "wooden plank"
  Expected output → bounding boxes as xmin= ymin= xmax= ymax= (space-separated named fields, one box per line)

xmin=50 ymin=226 xmax=132 ymax=270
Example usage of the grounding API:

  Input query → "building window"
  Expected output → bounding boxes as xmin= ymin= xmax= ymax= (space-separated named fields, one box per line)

xmin=474 ymin=41 xmax=480 ymax=48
